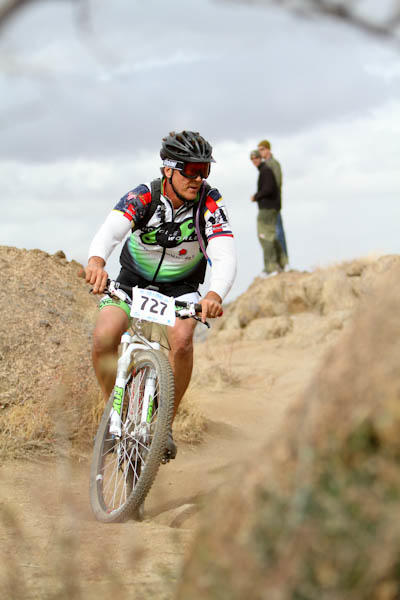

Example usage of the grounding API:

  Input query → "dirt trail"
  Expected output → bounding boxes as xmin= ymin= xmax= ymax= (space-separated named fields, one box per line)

xmin=0 ymin=337 xmax=332 ymax=599
xmin=1 ymin=250 xmax=397 ymax=598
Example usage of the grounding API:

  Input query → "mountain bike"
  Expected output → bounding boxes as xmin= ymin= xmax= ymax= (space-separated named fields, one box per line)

xmin=89 ymin=279 xmax=205 ymax=523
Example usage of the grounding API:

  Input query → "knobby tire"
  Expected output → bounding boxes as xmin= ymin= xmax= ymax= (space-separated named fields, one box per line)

xmin=89 ymin=349 xmax=175 ymax=523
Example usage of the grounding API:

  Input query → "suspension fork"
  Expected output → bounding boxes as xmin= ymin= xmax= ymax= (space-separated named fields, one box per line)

xmin=109 ymin=332 xmax=160 ymax=437
xmin=109 ymin=332 xmax=134 ymax=437
xmin=138 ymin=370 xmax=157 ymax=443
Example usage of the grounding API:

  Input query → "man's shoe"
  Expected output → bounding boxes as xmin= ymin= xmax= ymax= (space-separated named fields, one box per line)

xmin=259 ymin=270 xmax=278 ymax=279
xmin=165 ymin=428 xmax=177 ymax=460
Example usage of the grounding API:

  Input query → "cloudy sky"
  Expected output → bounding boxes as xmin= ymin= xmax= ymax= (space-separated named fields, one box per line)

xmin=1 ymin=0 xmax=399 ymax=301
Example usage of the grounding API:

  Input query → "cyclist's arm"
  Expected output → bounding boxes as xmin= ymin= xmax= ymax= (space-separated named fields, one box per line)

xmin=88 ymin=184 xmax=152 ymax=263
xmin=202 ymin=191 xmax=237 ymax=301
xmin=86 ymin=211 xmax=130 ymax=292
xmin=88 ymin=210 xmax=131 ymax=263
xmin=85 ymin=256 xmax=108 ymax=293
xmin=86 ymin=185 xmax=152 ymax=292
xmin=207 ymin=235 xmax=237 ymax=301
xmin=199 ymin=289 xmax=223 ymax=323
xmin=198 ymin=238 xmax=236 ymax=323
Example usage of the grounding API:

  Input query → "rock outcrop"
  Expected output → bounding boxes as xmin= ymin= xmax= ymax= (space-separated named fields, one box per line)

xmin=211 ymin=255 xmax=400 ymax=346
xmin=0 ymin=246 xmax=99 ymax=457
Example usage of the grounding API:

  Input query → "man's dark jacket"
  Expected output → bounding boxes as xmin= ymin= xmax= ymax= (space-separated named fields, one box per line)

xmin=254 ymin=162 xmax=281 ymax=211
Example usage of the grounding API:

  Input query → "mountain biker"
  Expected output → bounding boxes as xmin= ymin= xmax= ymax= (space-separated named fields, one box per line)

xmin=85 ymin=130 xmax=237 ymax=458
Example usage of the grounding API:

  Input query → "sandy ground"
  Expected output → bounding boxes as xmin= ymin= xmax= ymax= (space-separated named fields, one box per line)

xmin=0 ymin=335 xmax=335 ymax=599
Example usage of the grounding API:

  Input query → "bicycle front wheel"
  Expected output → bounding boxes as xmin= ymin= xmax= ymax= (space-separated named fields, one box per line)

xmin=89 ymin=349 xmax=175 ymax=523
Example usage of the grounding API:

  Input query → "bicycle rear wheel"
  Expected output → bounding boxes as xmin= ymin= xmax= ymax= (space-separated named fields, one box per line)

xmin=89 ymin=349 xmax=175 ymax=523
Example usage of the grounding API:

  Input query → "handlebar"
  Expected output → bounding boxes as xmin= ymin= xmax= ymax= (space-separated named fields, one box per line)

xmin=101 ymin=279 xmax=206 ymax=323
xmin=175 ymin=299 xmax=203 ymax=314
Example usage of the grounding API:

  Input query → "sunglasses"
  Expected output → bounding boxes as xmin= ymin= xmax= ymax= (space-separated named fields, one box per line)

xmin=178 ymin=162 xmax=211 ymax=180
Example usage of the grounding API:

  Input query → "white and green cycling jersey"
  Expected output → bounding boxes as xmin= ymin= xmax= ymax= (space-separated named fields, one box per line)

xmin=88 ymin=177 xmax=236 ymax=300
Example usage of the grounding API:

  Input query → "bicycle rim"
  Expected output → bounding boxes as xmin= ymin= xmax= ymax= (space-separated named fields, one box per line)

xmin=89 ymin=350 xmax=175 ymax=523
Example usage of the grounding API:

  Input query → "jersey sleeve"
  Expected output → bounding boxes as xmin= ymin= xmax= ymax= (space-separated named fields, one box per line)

xmin=202 ymin=188 xmax=236 ymax=300
xmin=88 ymin=211 xmax=131 ymax=262
xmin=88 ymin=184 xmax=152 ymax=262
xmin=203 ymin=188 xmax=234 ymax=242
xmin=207 ymin=235 xmax=237 ymax=300
xmin=113 ymin=183 xmax=153 ymax=229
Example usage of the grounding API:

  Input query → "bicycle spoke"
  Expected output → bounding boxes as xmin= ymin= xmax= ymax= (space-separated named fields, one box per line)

xmin=109 ymin=454 xmax=122 ymax=510
xmin=121 ymin=442 xmax=139 ymax=480
xmin=102 ymin=456 xmax=121 ymax=500
xmin=90 ymin=349 xmax=174 ymax=521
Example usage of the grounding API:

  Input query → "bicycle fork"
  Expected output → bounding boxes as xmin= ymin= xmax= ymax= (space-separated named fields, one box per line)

xmin=109 ymin=332 xmax=158 ymax=439
xmin=109 ymin=333 xmax=133 ymax=438
xmin=109 ymin=369 xmax=157 ymax=440
xmin=137 ymin=371 xmax=157 ymax=445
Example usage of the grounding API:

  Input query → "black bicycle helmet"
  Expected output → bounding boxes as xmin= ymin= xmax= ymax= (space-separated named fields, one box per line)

xmin=160 ymin=130 xmax=215 ymax=164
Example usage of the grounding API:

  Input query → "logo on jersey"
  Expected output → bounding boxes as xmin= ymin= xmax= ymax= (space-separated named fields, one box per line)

xmin=140 ymin=218 xmax=197 ymax=247
xmin=204 ymin=206 xmax=231 ymax=238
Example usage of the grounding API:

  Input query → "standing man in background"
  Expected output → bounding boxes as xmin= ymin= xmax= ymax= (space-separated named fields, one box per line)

xmin=257 ymin=139 xmax=288 ymax=265
xmin=250 ymin=150 xmax=286 ymax=277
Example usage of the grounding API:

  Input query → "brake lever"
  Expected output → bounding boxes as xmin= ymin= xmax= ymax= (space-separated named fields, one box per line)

xmin=193 ymin=315 xmax=210 ymax=328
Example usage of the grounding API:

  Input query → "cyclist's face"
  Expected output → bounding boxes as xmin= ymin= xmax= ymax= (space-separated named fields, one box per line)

xmin=166 ymin=167 xmax=203 ymax=201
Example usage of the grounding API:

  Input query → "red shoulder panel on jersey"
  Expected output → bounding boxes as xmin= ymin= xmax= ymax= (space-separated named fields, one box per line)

xmin=140 ymin=191 xmax=152 ymax=206
xmin=123 ymin=203 xmax=136 ymax=221
xmin=205 ymin=196 xmax=219 ymax=213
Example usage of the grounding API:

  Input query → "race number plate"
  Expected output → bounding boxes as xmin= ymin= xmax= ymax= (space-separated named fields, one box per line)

xmin=130 ymin=287 xmax=176 ymax=326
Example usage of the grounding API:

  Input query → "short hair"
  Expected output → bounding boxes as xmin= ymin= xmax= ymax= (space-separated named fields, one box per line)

xmin=250 ymin=149 xmax=261 ymax=159
xmin=258 ymin=139 xmax=271 ymax=150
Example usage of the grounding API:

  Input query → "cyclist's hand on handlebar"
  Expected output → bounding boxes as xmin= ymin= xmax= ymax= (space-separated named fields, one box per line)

xmin=200 ymin=291 xmax=223 ymax=323
xmin=85 ymin=256 xmax=108 ymax=294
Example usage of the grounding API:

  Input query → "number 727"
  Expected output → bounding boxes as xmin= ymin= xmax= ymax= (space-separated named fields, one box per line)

xmin=141 ymin=296 xmax=168 ymax=316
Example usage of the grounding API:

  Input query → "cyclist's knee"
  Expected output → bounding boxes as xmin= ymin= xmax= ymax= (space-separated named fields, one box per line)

xmin=168 ymin=318 xmax=195 ymax=360
xmin=170 ymin=334 xmax=193 ymax=359
xmin=92 ymin=327 xmax=117 ymax=356
xmin=92 ymin=320 xmax=124 ymax=355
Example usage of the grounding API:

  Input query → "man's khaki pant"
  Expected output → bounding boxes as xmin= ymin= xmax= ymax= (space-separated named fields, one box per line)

xmin=257 ymin=208 xmax=287 ymax=274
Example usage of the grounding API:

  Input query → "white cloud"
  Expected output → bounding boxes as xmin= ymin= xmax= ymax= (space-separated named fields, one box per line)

xmin=2 ymin=0 xmax=399 ymax=162
xmin=1 ymin=0 xmax=400 ymax=302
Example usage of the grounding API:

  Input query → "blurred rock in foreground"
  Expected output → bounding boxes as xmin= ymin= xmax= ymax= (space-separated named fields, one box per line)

xmin=177 ymin=260 xmax=400 ymax=600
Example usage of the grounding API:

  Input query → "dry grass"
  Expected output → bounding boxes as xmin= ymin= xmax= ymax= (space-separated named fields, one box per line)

xmin=0 ymin=374 xmax=101 ymax=460
xmin=174 ymin=391 xmax=207 ymax=445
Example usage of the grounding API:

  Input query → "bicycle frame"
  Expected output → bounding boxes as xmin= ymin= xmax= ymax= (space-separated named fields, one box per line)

xmin=103 ymin=279 xmax=204 ymax=439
